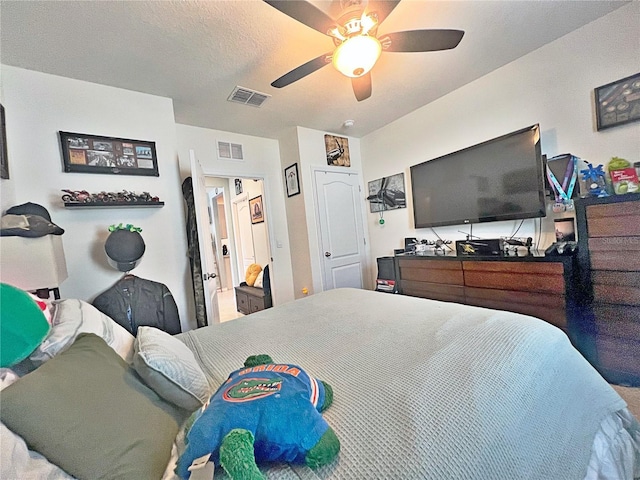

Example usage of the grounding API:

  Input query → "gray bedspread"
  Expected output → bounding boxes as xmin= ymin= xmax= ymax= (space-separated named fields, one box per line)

xmin=177 ymin=288 xmax=635 ymax=480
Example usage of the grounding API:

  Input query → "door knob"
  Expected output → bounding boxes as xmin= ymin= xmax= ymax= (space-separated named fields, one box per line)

xmin=325 ymin=252 xmax=332 ymax=257
xmin=203 ymin=273 xmax=217 ymax=281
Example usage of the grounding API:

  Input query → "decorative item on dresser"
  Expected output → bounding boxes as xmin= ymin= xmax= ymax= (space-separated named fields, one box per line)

xmin=576 ymin=192 xmax=640 ymax=386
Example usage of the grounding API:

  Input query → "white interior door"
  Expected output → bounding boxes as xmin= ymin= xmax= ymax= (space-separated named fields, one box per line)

xmin=232 ymin=195 xmax=256 ymax=278
xmin=314 ymin=169 xmax=366 ymax=290
xmin=189 ymin=150 xmax=220 ymax=324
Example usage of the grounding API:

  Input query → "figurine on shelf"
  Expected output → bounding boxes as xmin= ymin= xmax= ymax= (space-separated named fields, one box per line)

xmin=579 ymin=163 xmax=609 ymax=198
xmin=62 ymin=189 xmax=162 ymax=205
xmin=61 ymin=189 xmax=92 ymax=203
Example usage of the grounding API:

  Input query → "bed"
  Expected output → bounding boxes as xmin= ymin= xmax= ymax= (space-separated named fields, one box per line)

xmin=1 ymin=287 xmax=639 ymax=479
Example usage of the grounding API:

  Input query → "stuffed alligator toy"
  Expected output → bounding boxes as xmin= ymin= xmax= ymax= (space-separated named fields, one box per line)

xmin=176 ymin=354 xmax=340 ymax=479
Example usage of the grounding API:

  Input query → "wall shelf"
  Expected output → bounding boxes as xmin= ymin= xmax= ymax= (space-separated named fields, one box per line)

xmin=63 ymin=201 xmax=164 ymax=209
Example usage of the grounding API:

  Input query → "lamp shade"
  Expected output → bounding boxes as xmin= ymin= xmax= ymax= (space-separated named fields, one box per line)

xmin=332 ymin=35 xmax=382 ymax=78
xmin=0 ymin=235 xmax=68 ymax=292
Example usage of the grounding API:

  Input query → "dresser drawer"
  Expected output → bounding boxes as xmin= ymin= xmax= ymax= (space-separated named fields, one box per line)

xmin=401 ymin=283 xmax=465 ymax=304
xmin=595 ymin=334 xmax=640 ymax=378
xmin=398 ymin=259 xmax=463 ymax=285
xmin=586 ymin=203 xmax=640 ymax=237
xmin=249 ymin=296 xmax=265 ymax=313
xmin=462 ymin=261 xmax=565 ymax=294
xmin=235 ymin=290 xmax=249 ymax=314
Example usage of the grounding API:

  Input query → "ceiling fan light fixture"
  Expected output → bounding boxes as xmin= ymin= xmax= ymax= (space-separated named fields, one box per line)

xmin=332 ymin=35 xmax=381 ymax=78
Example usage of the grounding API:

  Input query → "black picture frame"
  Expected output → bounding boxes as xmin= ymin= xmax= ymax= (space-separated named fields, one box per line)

xmin=0 ymin=104 xmax=8 ymax=179
xmin=594 ymin=72 xmax=640 ymax=131
xmin=249 ymin=195 xmax=264 ymax=224
xmin=284 ymin=163 xmax=300 ymax=197
xmin=59 ymin=131 xmax=159 ymax=176
xmin=367 ymin=172 xmax=407 ymax=213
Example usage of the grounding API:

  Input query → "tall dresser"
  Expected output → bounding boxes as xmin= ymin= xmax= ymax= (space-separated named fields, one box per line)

xmin=575 ymin=192 xmax=640 ymax=386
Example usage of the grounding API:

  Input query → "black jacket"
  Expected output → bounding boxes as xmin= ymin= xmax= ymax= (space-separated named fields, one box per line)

xmin=93 ymin=276 xmax=181 ymax=336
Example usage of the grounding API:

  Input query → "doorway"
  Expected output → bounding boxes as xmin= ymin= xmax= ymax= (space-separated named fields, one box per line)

xmin=204 ymin=176 xmax=272 ymax=322
xmin=313 ymin=168 xmax=367 ymax=290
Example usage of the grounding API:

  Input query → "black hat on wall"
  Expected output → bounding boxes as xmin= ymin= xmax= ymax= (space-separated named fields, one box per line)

xmin=104 ymin=225 xmax=145 ymax=272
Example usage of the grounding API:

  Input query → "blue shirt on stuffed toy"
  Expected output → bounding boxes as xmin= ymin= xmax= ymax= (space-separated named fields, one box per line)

xmin=176 ymin=362 xmax=329 ymax=479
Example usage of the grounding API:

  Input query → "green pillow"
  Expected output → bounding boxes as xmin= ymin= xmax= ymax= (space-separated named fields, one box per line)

xmin=0 ymin=283 xmax=50 ymax=367
xmin=0 ymin=333 xmax=187 ymax=479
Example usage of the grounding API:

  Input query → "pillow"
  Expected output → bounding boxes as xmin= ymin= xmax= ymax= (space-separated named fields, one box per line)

xmin=133 ymin=326 xmax=211 ymax=411
xmin=0 ymin=283 xmax=51 ymax=368
xmin=1 ymin=422 xmax=74 ymax=480
xmin=30 ymin=298 xmax=134 ymax=366
xmin=245 ymin=263 xmax=262 ymax=286
xmin=253 ymin=269 xmax=264 ymax=289
xmin=0 ymin=333 xmax=186 ymax=480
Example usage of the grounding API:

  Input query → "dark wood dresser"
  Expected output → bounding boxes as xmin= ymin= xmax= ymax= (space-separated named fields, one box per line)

xmin=395 ymin=254 xmax=577 ymax=334
xmin=576 ymin=192 xmax=640 ymax=386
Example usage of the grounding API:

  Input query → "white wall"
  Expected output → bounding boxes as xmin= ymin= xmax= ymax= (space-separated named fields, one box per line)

xmin=175 ymin=124 xmax=295 ymax=306
xmin=0 ymin=66 xmax=192 ymax=328
xmin=361 ymin=3 xmax=640 ymax=275
xmin=277 ymin=128 xmax=313 ymax=298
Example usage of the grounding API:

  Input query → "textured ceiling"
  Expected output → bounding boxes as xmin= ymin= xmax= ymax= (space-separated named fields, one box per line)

xmin=0 ymin=0 xmax=629 ymax=139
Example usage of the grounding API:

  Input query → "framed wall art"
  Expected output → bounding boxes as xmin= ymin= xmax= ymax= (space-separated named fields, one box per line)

xmin=367 ymin=172 xmax=407 ymax=213
xmin=0 ymin=104 xmax=8 ymax=179
xmin=235 ymin=178 xmax=243 ymax=195
xmin=594 ymin=72 xmax=640 ymax=131
xmin=284 ymin=162 xmax=300 ymax=197
xmin=324 ymin=134 xmax=350 ymax=167
xmin=249 ymin=195 xmax=264 ymax=224
xmin=59 ymin=131 xmax=159 ymax=176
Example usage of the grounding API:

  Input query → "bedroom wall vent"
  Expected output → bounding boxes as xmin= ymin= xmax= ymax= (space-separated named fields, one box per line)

xmin=217 ymin=141 xmax=244 ymax=161
xmin=227 ymin=86 xmax=270 ymax=107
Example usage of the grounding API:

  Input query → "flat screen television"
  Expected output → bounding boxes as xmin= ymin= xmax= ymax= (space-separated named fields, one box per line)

xmin=410 ymin=124 xmax=546 ymax=228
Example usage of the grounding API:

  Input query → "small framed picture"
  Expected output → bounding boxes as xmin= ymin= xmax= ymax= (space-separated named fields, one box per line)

xmin=59 ymin=131 xmax=159 ymax=176
xmin=284 ymin=163 xmax=300 ymax=197
xmin=324 ymin=134 xmax=350 ymax=167
xmin=249 ymin=195 xmax=264 ymax=224
xmin=235 ymin=178 xmax=243 ymax=195
xmin=594 ymin=72 xmax=640 ymax=131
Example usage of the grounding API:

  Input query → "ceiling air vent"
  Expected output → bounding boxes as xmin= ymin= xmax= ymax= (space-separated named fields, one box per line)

xmin=227 ymin=86 xmax=270 ymax=107
xmin=217 ymin=141 xmax=244 ymax=161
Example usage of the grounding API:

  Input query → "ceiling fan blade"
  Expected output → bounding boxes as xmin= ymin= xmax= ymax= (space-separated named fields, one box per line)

xmin=271 ymin=53 xmax=332 ymax=88
xmin=352 ymin=73 xmax=372 ymax=102
xmin=382 ymin=29 xmax=465 ymax=52
xmin=263 ymin=0 xmax=334 ymax=35
xmin=369 ymin=1 xmax=401 ymax=26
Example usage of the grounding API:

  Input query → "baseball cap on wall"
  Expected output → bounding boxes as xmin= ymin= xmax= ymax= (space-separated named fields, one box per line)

xmin=1 ymin=202 xmax=65 ymax=237
xmin=0 ymin=214 xmax=65 ymax=237
xmin=6 ymin=202 xmax=53 ymax=222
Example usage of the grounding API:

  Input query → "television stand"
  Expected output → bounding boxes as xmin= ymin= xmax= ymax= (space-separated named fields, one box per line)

xmin=394 ymin=253 xmax=579 ymax=334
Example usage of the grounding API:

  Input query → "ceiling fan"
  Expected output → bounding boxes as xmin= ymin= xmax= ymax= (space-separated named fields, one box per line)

xmin=264 ymin=0 xmax=464 ymax=101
